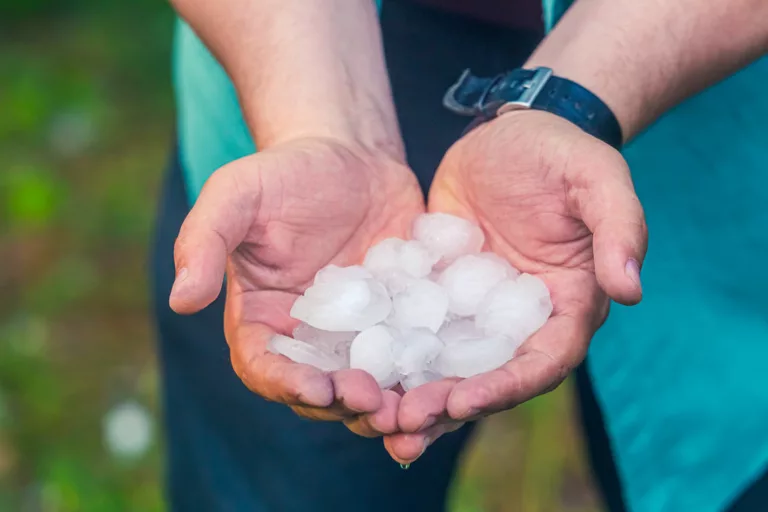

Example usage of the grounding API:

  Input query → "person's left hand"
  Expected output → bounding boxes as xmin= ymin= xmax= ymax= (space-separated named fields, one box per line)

xmin=383 ymin=110 xmax=648 ymax=464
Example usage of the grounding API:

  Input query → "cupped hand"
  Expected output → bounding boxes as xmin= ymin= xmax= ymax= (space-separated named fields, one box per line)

xmin=387 ymin=110 xmax=648 ymax=463
xmin=169 ymin=136 xmax=424 ymax=437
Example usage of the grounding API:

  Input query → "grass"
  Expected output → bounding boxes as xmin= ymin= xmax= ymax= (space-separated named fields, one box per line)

xmin=0 ymin=3 xmax=600 ymax=511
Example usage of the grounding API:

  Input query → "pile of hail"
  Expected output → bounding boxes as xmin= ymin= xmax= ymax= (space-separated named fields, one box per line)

xmin=268 ymin=213 xmax=553 ymax=391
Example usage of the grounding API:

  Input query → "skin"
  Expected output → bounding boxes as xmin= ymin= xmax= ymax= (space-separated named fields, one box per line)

xmin=169 ymin=0 xmax=768 ymax=464
xmin=170 ymin=137 xmax=423 ymax=436
xmin=387 ymin=109 xmax=644 ymax=461
xmin=386 ymin=0 xmax=768 ymax=462
xmin=169 ymin=0 xmax=412 ymax=437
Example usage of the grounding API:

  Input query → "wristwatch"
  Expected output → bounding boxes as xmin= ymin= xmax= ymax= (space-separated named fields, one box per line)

xmin=443 ymin=67 xmax=623 ymax=150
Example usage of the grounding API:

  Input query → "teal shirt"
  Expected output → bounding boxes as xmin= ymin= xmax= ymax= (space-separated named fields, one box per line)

xmin=173 ymin=3 xmax=768 ymax=511
xmin=592 ymin=60 xmax=768 ymax=512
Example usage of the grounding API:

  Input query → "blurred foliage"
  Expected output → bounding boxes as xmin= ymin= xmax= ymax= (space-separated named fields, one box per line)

xmin=1 ymin=1 xmax=172 ymax=510
xmin=0 ymin=1 xmax=599 ymax=511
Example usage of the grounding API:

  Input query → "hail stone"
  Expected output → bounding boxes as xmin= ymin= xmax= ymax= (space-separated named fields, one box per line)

xmin=400 ymin=370 xmax=443 ymax=391
xmin=435 ymin=336 xmax=519 ymax=378
xmin=290 ymin=278 xmax=391 ymax=331
xmin=314 ymin=264 xmax=373 ymax=285
xmin=364 ymin=238 xmax=439 ymax=294
xmin=349 ymin=325 xmax=401 ymax=388
xmin=476 ymin=274 xmax=553 ymax=342
xmin=437 ymin=318 xmax=485 ymax=345
xmin=412 ymin=213 xmax=485 ymax=264
xmin=267 ymin=334 xmax=346 ymax=372
xmin=388 ymin=279 xmax=449 ymax=333
xmin=394 ymin=328 xmax=444 ymax=376
xmin=292 ymin=323 xmax=356 ymax=367
xmin=438 ymin=253 xmax=513 ymax=317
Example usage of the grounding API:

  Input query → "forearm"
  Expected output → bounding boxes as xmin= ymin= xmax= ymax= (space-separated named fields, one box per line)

xmin=526 ymin=0 xmax=768 ymax=140
xmin=171 ymin=0 xmax=403 ymax=158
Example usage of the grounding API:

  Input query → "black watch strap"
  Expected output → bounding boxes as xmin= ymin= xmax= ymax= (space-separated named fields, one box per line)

xmin=443 ymin=67 xmax=624 ymax=150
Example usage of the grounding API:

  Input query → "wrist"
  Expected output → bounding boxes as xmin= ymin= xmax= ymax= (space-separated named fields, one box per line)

xmin=522 ymin=0 xmax=658 ymax=142
xmin=445 ymin=67 xmax=624 ymax=149
xmin=523 ymin=55 xmax=645 ymax=143
xmin=244 ymin=96 xmax=405 ymax=163
xmin=216 ymin=0 xmax=405 ymax=162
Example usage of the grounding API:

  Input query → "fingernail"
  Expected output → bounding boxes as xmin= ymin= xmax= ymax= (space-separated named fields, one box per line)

xmin=418 ymin=415 xmax=436 ymax=431
xmin=625 ymin=258 xmax=642 ymax=290
xmin=399 ymin=438 xmax=431 ymax=469
xmin=171 ymin=268 xmax=188 ymax=296
xmin=176 ymin=267 xmax=188 ymax=282
xmin=421 ymin=437 xmax=432 ymax=455
xmin=367 ymin=415 xmax=381 ymax=433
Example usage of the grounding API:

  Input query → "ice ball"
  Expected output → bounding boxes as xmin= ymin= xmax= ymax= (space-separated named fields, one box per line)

xmin=388 ymin=279 xmax=449 ymax=333
xmin=435 ymin=336 xmax=519 ymax=378
xmin=364 ymin=238 xmax=437 ymax=279
xmin=364 ymin=238 xmax=439 ymax=295
xmin=268 ymin=334 xmax=346 ymax=372
xmin=394 ymin=328 xmax=444 ymax=375
xmin=412 ymin=213 xmax=485 ymax=264
xmin=314 ymin=264 xmax=373 ymax=285
xmin=475 ymin=274 xmax=553 ymax=342
xmin=438 ymin=253 xmax=514 ymax=317
xmin=349 ymin=325 xmax=401 ymax=388
xmin=292 ymin=323 xmax=356 ymax=366
xmin=400 ymin=370 xmax=443 ymax=391
xmin=437 ymin=318 xmax=485 ymax=345
xmin=291 ymin=278 xmax=391 ymax=331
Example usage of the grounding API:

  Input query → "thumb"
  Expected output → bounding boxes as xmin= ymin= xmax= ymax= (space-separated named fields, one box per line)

xmin=169 ymin=162 xmax=261 ymax=314
xmin=568 ymin=154 xmax=648 ymax=305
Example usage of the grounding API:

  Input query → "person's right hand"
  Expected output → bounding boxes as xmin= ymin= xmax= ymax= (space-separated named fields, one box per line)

xmin=169 ymin=136 xmax=425 ymax=438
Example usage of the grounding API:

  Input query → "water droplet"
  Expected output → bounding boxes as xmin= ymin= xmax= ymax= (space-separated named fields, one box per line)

xmin=399 ymin=463 xmax=410 ymax=470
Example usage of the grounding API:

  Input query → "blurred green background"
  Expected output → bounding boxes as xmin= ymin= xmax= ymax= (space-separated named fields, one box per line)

xmin=0 ymin=1 xmax=600 ymax=511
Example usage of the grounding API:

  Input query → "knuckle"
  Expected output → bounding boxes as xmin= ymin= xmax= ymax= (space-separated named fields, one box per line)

xmin=262 ymin=362 xmax=288 ymax=399
xmin=497 ymin=367 xmax=524 ymax=398
xmin=230 ymin=353 xmax=252 ymax=388
xmin=231 ymin=348 xmax=271 ymax=399
xmin=544 ymin=357 xmax=571 ymax=391
xmin=172 ymin=233 xmax=187 ymax=261
xmin=541 ymin=376 xmax=567 ymax=395
xmin=282 ymin=377 xmax=305 ymax=402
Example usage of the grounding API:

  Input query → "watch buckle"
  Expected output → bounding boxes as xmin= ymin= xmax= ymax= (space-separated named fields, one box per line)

xmin=496 ymin=67 xmax=553 ymax=115
xmin=443 ymin=69 xmax=506 ymax=117
xmin=443 ymin=69 xmax=483 ymax=116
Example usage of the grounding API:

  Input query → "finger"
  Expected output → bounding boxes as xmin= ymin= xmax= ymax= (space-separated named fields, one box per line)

xmin=170 ymin=162 xmax=261 ymax=314
xmin=567 ymin=150 xmax=648 ymax=305
xmin=331 ymin=369 xmax=382 ymax=414
xmin=229 ymin=321 xmax=335 ymax=407
xmin=383 ymin=422 xmax=464 ymax=464
xmin=291 ymin=404 xmax=349 ymax=422
xmin=446 ymin=312 xmax=592 ymax=421
xmin=290 ymin=383 xmax=385 ymax=422
xmin=294 ymin=380 xmax=394 ymax=430
xmin=398 ymin=378 xmax=460 ymax=433
xmin=344 ymin=390 xmax=401 ymax=437
xmin=290 ymin=370 xmax=383 ymax=421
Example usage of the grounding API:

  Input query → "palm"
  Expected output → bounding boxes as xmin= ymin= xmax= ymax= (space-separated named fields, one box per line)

xmin=428 ymin=112 xmax=611 ymax=385
xmin=223 ymin=138 xmax=424 ymax=335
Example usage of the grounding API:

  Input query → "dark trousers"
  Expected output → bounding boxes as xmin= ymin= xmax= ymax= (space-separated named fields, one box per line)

xmin=151 ymin=1 xmax=767 ymax=510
